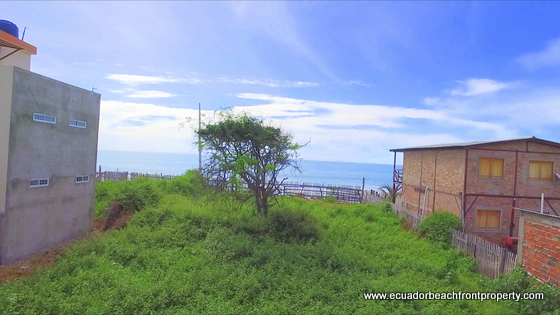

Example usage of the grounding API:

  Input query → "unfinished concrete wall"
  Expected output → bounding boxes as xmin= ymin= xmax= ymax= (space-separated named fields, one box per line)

xmin=0 ymin=66 xmax=14 ymax=215
xmin=0 ymin=66 xmax=100 ymax=264
xmin=518 ymin=210 xmax=560 ymax=286
xmin=0 ymin=66 xmax=14 ymax=255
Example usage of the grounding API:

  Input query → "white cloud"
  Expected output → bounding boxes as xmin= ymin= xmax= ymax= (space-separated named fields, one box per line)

xmin=420 ymin=80 xmax=560 ymax=141
xmin=106 ymin=74 xmax=181 ymax=85
xmin=106 ymin=73 xmax=318 ymax=88
xmin=99 ymin=100 xmax=206 ymax=154
xmin=517 ymin=38 xmax=560 ymax=70
xmin=229 ymin=93 xmax=510 ymax=163
xmin=449 ymin=78 xmax=509 ymax=96
xmin=233 ymin=93 xmax=500 ymax=131
xmin=215 ymin=77 xmax=319 ymax=88
xmin=126 ymin=90 xmax=176 ymax=98
xmin=422 ymin=97 xmax=441 ymax=106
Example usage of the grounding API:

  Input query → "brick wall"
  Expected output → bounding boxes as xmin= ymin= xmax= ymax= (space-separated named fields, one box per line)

xmin=464 ymin=196 xmax=513 ymax=243
xmin=466 ymin=149 xmax=517 ymax=196
xmin=463 ymin=141 xmax=560 ymax=242
xmin=401 ymin=149 xmax=465 ymax=216
xmin=518 ymin=211 xmax=560 ymax=286
xmin=402 ymin=150 xmax=422 ymax=214
xmin=514 ymin=151 xmax=560 ymax=198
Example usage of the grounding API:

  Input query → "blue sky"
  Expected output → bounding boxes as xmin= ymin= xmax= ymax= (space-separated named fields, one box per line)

xmin=4 ymin=1 xmax=560 ymax=164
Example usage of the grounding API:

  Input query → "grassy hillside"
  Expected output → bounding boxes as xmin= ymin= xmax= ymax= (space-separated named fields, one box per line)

xmin=0 ymin=172 xmax=555 ymax=314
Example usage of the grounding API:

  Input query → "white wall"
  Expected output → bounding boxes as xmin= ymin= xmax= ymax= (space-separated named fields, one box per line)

xmin=0 ymin=47 xmax=31 ymax=70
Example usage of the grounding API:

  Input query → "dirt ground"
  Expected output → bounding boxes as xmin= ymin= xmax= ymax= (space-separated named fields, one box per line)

xmin=0 ymin=210 xmax=132 ymax=286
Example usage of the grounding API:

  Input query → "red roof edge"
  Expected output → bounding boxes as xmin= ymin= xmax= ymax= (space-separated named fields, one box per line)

xmin=0 ymin=30 xmax=37 ymax=55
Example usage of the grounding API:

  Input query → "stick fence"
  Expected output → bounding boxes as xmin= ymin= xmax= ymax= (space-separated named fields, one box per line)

xmin=452 ymin=230 xmax=517 ymax=279
xmin=391 ymin=202 xmax=517 ymax=279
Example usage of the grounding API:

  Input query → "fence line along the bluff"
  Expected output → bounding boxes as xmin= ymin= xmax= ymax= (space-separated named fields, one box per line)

xmin=95 ymin=169 xmax=386 ymax=204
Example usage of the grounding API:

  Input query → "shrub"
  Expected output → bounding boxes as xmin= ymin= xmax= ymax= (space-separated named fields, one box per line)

xmin=95 ymin=177 xmax=162 ymax=219
xmin=165 ymin=170 xmax=207 ymax=196
xmin=417 ymin=211 xmax=461 ymax=247
xmin=95 ymin=181 xmax=121 ymax=219
xmin=520 ymin=281 xmax=560 ymax=315
xmin=268 ymin=208 xmax=321 ymax=243
xmin=491 ymin=266 xmax=530 ymax=293
xmin=118 ymin=178 xmax=161 ymax=212
xmin=381 ymin=202 xmax=392 ymax=213
xmin=490 ymin=267 xmax=560 ymax=315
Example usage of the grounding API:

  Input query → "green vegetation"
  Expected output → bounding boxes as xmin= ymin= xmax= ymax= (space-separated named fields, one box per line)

xmin=488 ymin=267 xmax=560 ymax=315
xmin=381 ymin=201 xmax=393 ymax=213
xmin=418 ymin=211 xmax=462 ymax=248
xmin=94 ymin=170 xmax=206 ymax=219
xmin=0 ymin=173 xmax=556 ymax=314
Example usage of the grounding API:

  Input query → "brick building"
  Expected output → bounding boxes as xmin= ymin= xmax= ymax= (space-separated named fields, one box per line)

xmin=390 ymin=137 xmax=560 ymax=244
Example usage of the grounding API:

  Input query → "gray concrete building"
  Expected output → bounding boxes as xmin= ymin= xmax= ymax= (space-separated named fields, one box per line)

xmin=0 ymin=22 xmax=100 ymax=264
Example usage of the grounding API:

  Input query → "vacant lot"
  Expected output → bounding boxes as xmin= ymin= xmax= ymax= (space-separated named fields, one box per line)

xmin=0 ymin=173 xmax=553 ymax=314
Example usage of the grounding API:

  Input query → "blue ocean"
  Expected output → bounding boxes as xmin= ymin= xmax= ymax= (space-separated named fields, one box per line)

xmin=96 ymin=150 xmax=395 ymax=190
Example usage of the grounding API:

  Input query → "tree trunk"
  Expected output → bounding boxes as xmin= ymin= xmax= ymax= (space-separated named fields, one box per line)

xmin=255 ymin=191 xmax=262 ymax=215
xmin=261 ymin=194 xmax=269 ymax=216
xmin=254 ymin=189 xmax=269 ymax=216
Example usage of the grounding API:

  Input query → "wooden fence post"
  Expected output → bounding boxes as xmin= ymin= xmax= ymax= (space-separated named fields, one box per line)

xmin=499 ymin=249 xmax=507 ymax=275
xmin=360 ymin=177 xmax=365 ymax=203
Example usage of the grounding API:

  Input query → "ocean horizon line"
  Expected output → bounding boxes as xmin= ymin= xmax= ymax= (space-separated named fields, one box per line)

xmin=97 ymin=149 xmax=397 ymax=167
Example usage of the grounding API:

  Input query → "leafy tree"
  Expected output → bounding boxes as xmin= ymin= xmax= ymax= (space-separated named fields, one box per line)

xmin=196 ymin=111 xmax=303 ymax=216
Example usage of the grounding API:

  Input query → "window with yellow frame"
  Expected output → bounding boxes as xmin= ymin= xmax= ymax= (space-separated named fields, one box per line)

xmin=528 ymin=161 xmax=554 ymax=180
xmin=476 ymin=209 xmax=501 ymax=229
xmin=479 ymin=158 xmax=504 ymax=178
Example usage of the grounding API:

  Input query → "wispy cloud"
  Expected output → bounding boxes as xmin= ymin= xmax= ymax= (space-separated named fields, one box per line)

xmin=215 ymin=77 xmax=319 ymax=88
xmin=126 ymin=90 xmax=176 ymax=98
xmin=229 ymin=2 xmax=337 ymax=80
xmin=229 ymin=93 xmax=511 ymax=162
xmin=233 ymin=93 xmax=503 ymax=131
xmin=106 ymin=74 xmax=182 ymax=85
xmin=422 ymin=79 xmax=560 ymax=141
xmin=107 ymin=73 xmax=320 ymax=88
xmin=341 ymin=80 xmax=372 ymax=87
xmin=517 ymin=38 xmax=560 ymax=70
xmin=449 ymin=78 xmax=510 ymax=96
xmin=99 ymin=100 xmax=207 ymax=153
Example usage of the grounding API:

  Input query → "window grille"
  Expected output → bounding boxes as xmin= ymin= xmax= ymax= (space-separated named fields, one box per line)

xmin=69 ymin=119 xmax=86 ymax=129
xmin=30 ymin=178 xmax=49 ymax=187
xmin=33 ymin=113 xmax=56 ymax=124
xmin=76 ymin=175 xmax=89 ymax=183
